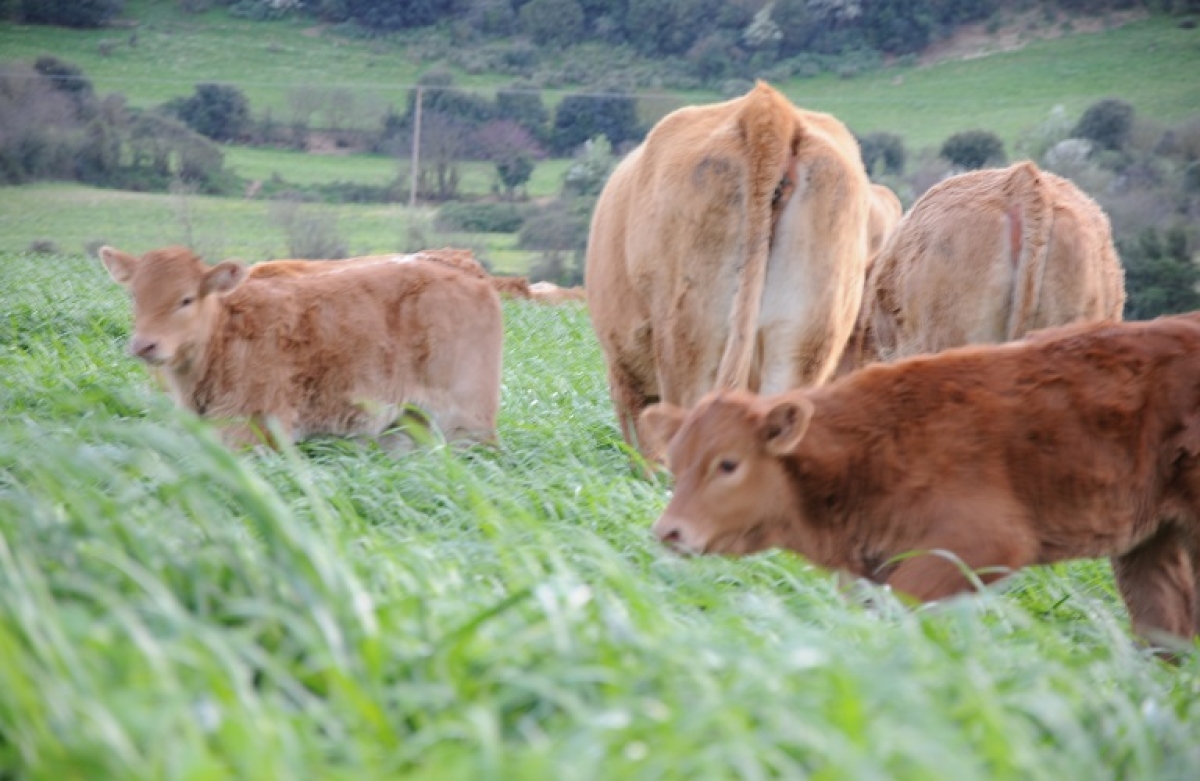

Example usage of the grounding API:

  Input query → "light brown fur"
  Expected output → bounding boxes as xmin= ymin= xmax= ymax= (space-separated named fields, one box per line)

xmin=99 ymin=245 xmax=503 ymax=448
xmin=585 ymin=81 xmax=872 ymax=453
xmin=641 ymin=314 xmax=1200 ymax=645
xmin=842 ymin=161 xmax=1126 ymax=372
xmin=866 ymin=183 xmax=903 ymax=259
xmin=529 ymin=281 xmax=586 ymax=305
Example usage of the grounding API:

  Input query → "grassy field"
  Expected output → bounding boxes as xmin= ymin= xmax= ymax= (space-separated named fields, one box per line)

xmin=0 ymin=183 xmax=537 ymax=274
xmin=2 ymin=239 xmax=1199 ymax=777
xmin=0 ymin=3 xmax=1197 ymax=152
xmin=7 ymin=247 xmax=1200 ymax=777
xmin=222 ymin=147 xmax=571 ymax=201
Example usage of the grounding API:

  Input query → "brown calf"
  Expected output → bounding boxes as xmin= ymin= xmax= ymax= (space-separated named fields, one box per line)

xmin=641 ymin=314 xmax=1200 ymax=644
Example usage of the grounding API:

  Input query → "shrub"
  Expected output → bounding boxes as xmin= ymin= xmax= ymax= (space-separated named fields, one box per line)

xmin=939 ymin=129 xmax=1006 ymax=170
xmin=169 ymin=83 xmax=251 ymax=142
xmin=435 ymin=202 xmax=527 ymax=233
xmin=1121 ymin=225 xmax=1200 ymax=320
xmin=269 ymin=198 xmax=347 ymax=259
xmin=1073 ymin=98 xmax=1135 ymax=152
xmin=18 ymin=0 xmax=123 ymax=28
xmin=551 ymin=91 xmax=641 ymax=155
xmin=858 ymin=131 xmax=907 ymax=176
xmin=519 ymin=0 xmax=585 ymax=47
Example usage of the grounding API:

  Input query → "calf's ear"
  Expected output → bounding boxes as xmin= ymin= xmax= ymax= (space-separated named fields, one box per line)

xmin=99 ymin=246 xmax=139 ymax=286
xmin=761 ymin=394 xmax=814 ymax=455
xmin=201 ymin=260 xmax=247 ymax=297
xmin=638 ymin=404 xmax=686 ymax=457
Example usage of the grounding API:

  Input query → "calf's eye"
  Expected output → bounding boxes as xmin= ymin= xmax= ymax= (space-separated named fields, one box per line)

xmin=717 ymin=458 xmax=739 ymax=475
xmin=179 ymin=296 xmax=195 ymax=308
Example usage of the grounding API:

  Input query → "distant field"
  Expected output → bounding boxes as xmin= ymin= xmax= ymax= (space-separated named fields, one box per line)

xmin=1 ymin=3 xmax=1197 ymax=152
xmin=0 ymin=183 xmax=536 ymax=273
xmin=223 ymin=147 xmax=570 ymax=200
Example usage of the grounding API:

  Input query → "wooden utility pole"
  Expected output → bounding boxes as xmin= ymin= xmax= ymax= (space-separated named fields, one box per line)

xmin=409 ymin=86 xmax=423 ymax=209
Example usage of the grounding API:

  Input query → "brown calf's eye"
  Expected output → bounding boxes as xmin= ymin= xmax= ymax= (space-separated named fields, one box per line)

xmin=718 ymin=459 xmax=739 ymax=475
xmin=179 ymin=296 xmax=195 ymax=308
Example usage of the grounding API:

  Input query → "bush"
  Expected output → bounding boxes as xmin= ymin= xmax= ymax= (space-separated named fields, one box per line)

xmin=169 ymin=83 xmax=250 ymax=142
xmin=939 ymin=129 xmax=1006 ymax=170
xmin=858 ymin=131 xmax=907 ymax=176
xmin=435 ymin=202 xmax=527 ymax=233
xmin=551 ymin=91 xmax=641 ymax=155
xmin=18 ymin=0 xmax=123 ymax=28
xmin=1072 ymin=98 xmax=1135 ymax=152
xmin=269 ymin=198 xmax=347 ymax=259
xmin=519 ymin=0 xmax=585 ymax=47
xmin=1121 ymin=225 xmax=1200 ymax=320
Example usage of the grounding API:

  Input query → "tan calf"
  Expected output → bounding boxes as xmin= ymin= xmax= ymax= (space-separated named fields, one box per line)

xmin=100 ymin=245 xmax=503 ymax=448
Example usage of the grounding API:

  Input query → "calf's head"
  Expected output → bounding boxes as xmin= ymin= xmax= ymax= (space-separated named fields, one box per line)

xmin=100 ymin=246 xmax=246 ymax=368
xmin=639 ymin=390 xmax=813 ymax=556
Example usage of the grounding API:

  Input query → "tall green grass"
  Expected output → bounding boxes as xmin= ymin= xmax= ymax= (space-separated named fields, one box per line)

xmin=1 ymin=249 xmax=1198 ymax=778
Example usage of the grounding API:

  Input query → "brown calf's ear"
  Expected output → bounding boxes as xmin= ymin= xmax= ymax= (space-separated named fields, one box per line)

xmin=761 ymin=394 xmax=814 ymax=455
xmin=99 ymin=246 xmax=139 ymax=286
xmin=638 ymin=404 xmax=687 ymax=457
xmin=201 ymin=260 xmax=247 ymax=297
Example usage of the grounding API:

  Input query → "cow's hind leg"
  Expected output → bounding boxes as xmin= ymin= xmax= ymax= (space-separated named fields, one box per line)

xmin=1112 ymin=523 xmax=1197 ymax=646
xmin=608 ymin=363 xmax=656 ymax=454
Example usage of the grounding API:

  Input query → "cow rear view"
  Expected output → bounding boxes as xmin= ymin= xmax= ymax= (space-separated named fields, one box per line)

xmin=845 ymin=161 xmax=1125 ymax=370
xmin=100 ymin=245 xmax=503 ymax=450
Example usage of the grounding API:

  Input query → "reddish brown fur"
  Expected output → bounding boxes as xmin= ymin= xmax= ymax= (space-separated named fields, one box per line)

xmin=641 ymin=314 xmax=1200 ymax=644
xmin=99 ymin=245 xmax=503 ymax=448
xmin=841 ymin=162 xmax=1126 ymax=374
xmin=586 ymin=81 xmax=872 ymax=455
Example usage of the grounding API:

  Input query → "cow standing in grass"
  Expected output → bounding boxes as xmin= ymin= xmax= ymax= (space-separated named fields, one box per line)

xmin=100 ymin=245 xmax=503 ymax=449
xmin=585 ymin=81 xmax=873 ymax=456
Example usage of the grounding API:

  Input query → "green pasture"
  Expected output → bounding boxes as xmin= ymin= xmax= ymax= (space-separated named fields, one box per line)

xmin=0 ymin=184 xmax=535 ymax=273
xmin=1 ymin=248 xmax=1198 ymax=777
xmin=780 ymin=14 xmax=1200 ymax=150
xmin=1 ymin=4 xmax=1197 ymax=151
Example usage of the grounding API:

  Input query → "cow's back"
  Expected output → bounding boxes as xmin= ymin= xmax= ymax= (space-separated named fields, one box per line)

xmin=857 ymin=161 xmax=1125 ymax=364
xmin=586 ymin=82 xmax=871 ymax=449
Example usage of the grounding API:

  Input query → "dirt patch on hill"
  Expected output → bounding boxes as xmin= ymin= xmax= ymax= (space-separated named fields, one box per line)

xmin=917 ymin=8 xmax=1148 ymax=66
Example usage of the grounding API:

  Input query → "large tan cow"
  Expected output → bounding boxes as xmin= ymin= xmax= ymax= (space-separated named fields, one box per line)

xmin=586 ymin=81 xmax=872 ymax=452
xmin=639 ymin=314 xmax=1200 ymax=644
xmin=99 ymin=245 xmax=503 ymax=448
xmin=843 ymin=161 xmax=1125 ymax=371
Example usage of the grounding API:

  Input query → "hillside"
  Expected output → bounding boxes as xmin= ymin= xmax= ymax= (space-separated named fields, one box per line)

xmin=0 ymin=3 xmax=1197 ymax=151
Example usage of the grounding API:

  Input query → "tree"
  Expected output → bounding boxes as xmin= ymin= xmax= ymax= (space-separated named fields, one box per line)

xmin=33 ymin=56 xmax=96 ymax=118
xmin=1073 ymin=98 xmax=1135 ymax=152
xmin=171 ymin=83 xmax=250 ymax=142
xmin=940 ymin=129 xmax=1005 ymax=170
xmin=552 ymin=91 xmax=640 ymax=155
xmin=519 ymin=0 xmax=585 ymax=46
xmin=18 ymin=0 xmax=124 ymax=28
xmin=858 ymin=131 xmax=906 ymax=176
xmin=1122 ymin=226 xmax=1200 ymax=320
xmin=495 ymin=85 xmax=549 ymax=141
xmin=475 ymin=119 xmax=543 ymax=199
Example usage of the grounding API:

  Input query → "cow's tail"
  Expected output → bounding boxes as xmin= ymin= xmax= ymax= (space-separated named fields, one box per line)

xmin=1004 ymin=161 xmax=1054 ymax=340
xmin=715 ymin=81 xmax=801 ymax=390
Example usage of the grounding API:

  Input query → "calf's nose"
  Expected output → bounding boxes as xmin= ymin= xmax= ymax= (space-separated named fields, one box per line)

xmin=129 ymin=335 xmax=158 ymax=361
xmin=652 ymin=515 xmax=682 ymax=545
